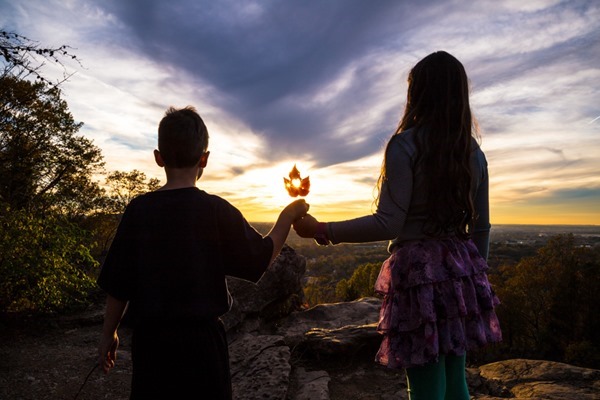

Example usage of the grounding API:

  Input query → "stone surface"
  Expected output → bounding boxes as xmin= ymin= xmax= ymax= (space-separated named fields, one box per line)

xmin=288 ymin=367 xmax=330 ymax=400
xmin=475 ymin=359 xmax=600 ymax=400
xmin=275 ymin=297 xmax=381 ymax=346
xmin=229 ymin=334 xmax=291 ymax=400
xmin=302 ymin=323 xmax=381 ymax=356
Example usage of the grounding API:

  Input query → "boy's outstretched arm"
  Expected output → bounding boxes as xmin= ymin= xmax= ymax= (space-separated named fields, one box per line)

xmin=266 ymin=199 xmax=309 ymax=264
xmin=98 ymin=294 xmax=128 ymax=374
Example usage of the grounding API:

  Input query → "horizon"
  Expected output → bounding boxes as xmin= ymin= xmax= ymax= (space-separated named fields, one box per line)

xmin=251 ymin=222 xmax=600 ymax=227
xmin=2 ymin=1 xmax=599 ymax=225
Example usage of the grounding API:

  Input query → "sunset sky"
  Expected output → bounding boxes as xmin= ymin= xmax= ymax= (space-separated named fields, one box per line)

xmin=2 ymin=0 xmax=599 ymax=225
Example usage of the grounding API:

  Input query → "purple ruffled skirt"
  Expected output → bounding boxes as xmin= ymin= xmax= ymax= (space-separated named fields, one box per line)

xmin=374 ymin=237 xmax=502 ymax=369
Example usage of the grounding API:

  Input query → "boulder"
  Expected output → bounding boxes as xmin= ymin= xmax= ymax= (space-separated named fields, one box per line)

xmin=302 ymin=323 xmax=381 ymax=356
xmin=222 ymin=244 xmax=306 ymax=332
xmin=275 ymin=297 xmax=381 ymax=347
xmin=473 ymin=359 xmax=600 ymax=399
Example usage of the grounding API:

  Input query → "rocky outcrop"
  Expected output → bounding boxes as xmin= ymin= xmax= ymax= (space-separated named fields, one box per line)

xmin=223 ymin=244 xmax=307 ymax=334
xmin=222 ymin=245 xmax=387 ymax=399
xmin=226 ymin=245 xmax=600 ymax=400
xmin=469 ymin=359 xmax=600 ymax=399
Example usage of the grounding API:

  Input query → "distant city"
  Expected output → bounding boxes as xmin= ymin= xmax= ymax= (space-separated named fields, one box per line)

xmin=489 ymin=224 xmax=600 ymax=247
xmin=259 ymin=223 xmax=600 ymax=249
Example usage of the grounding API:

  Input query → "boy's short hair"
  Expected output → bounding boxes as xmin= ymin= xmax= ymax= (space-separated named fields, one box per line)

xmin=158 ymin=106 xmax=209 ymax=168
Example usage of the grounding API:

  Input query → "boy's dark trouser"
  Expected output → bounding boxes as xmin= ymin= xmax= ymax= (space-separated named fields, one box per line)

xmin=405 ymin=354 xmax=470 ymax=400
xmin=130 ymin=318 xmax=231 ymax=400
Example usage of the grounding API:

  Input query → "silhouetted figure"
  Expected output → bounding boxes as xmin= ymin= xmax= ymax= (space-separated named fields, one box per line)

xmin=294 ymin=51 xmax=502 ymax=400
xmin=97 ymin=106 xmax=308 ymax=399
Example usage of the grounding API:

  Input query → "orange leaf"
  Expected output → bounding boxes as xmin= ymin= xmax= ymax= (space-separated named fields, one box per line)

xmin=284 ymin=165 xmax=310 ymax=197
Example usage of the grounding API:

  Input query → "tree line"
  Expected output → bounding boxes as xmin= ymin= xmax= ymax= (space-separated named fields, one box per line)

xmin=488 ymin=234 xmax=600 ymax=368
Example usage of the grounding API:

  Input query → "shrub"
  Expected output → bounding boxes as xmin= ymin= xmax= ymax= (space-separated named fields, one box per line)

xmin=0 ymin=207 xmax=98 ymax=314
xmin=336 ymin=262 xmax=382 ymax=301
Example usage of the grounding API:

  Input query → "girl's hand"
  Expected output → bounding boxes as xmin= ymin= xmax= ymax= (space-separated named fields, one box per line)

xmin=293 ymin=214 xmax=319 ymax=238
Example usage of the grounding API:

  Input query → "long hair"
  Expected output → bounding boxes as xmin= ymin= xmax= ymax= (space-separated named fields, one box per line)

xmin=378 ymin=51 xmax=477 ymax=238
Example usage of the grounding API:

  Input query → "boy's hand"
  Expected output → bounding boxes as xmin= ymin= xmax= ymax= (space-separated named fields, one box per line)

xmin=293 ymin=214 xmax=319 ymax=238
xmin=283 ymin=199 xmax=309 ymax=222
xmin=98 ymin=332 xmax=119 ymax=374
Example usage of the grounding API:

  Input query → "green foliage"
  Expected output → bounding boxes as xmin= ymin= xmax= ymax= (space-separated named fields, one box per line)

xmin=289 ymin=239 xmax=388 ymax=306
xmin=82 ymin=170 xmax=162 ymax=259
xmin=0 ymin=75 xmax=104 ymax=216
xmin=0 ymin=163 xmax=164 ymax=314
xmin=0 ymin=206 xmax=98 ymax=314
xmin=491 ymin=234 xmax=600 ymax=368
xmin=564 ymin=341 xmax=600 ymax=368
xmin=78 ymin=212 xmax=122 ymax=261
xmin=303 ymin=277 xmax=338 ymax=306
xmin=103 ymin=169 xmax=161 ymax=214
xmin=336 ymin=262 xmax=381 ymax=301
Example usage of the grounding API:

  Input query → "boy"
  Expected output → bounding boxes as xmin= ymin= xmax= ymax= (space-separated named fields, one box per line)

xmin=97 ymin=106 xmax=308 ymax=399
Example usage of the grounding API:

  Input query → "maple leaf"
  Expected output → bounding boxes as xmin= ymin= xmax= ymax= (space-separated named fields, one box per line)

xmin=284 ymin=164 xmax=310 ymax=197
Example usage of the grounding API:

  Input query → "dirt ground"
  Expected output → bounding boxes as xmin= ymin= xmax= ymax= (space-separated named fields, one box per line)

xmin=0 ymin=308 xmax=132 ymax=400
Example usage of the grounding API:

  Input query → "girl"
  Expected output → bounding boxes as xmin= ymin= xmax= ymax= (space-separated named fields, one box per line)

xmin=293 ymin=51 xmax=502 ymax=400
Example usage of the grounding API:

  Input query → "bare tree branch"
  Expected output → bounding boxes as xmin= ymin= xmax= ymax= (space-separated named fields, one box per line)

xmin=1 ymin=29 xmax=83 ymax=86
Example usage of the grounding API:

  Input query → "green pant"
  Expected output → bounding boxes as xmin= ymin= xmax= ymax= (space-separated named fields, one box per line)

xmin=405 ymin=354 xmax=470 ymax=400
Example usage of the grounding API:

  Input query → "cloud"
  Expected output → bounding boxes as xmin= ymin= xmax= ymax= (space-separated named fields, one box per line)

xmin=526 ymin=187 xmax=600 ymax=211
xmin=91 ymin=0 xmax=600 ymax=169
xmin=2 ymin=0 xmax=599 ymax=222
xmin=93 ymin=0 xmax=436 ymax=166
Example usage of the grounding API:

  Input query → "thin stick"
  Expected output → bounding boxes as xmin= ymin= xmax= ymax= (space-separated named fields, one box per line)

xmin=73 ymin=363 xmax=99 ymax=400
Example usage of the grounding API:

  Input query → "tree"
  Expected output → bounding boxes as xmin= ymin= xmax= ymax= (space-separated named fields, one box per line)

xmin=1 ymin=29 xmax=80 ymax=85
xmin=82 ymin=170 xmax=162 ymax=259
xmin=492 ymin=234 xmax=600 ymax=367
xmin=304 ymin=277 xmax=338 ymax=306
xmin=336 ymin=262 xmax=381 ymax=301
xmin=104 ymin=169 xmax=161 ymax=213
xmin=0 ymin=75 xmax=104 ymax=216
xmin=0 ymin=31 xmax=103 ymax=315
xmin=0 ymin=76 xmax=103 ymax=314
